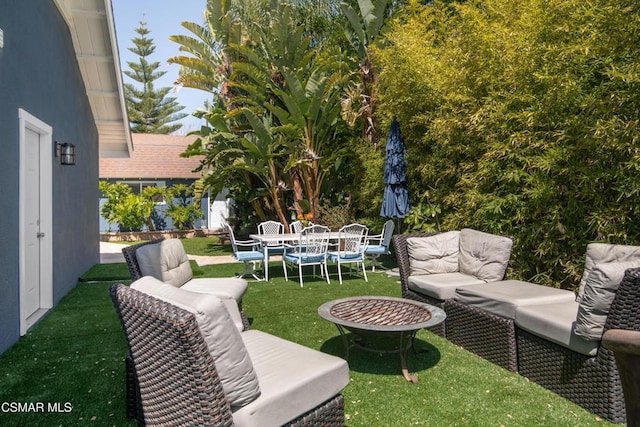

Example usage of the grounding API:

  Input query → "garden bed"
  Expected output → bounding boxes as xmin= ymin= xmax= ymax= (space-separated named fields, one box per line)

xmin=100 ymin=228 xmax=226 ymax=242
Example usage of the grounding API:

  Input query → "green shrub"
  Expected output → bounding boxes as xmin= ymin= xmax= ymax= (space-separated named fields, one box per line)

xmin=99 ymin=182 xmax=155 ymax=232
xmin=317 ymin=199 xmax=355 ymax=231
xmin=374 ymin=0 xmax=640 ymax=289
xmin=163 ymin=184 xmax=203 ymax=230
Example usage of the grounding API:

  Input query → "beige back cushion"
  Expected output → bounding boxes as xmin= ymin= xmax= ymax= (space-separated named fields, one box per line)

xmin=458 ymin=228 xmax=513 ymax=282
xmin=407 ymin=231 xmax=460 ymax=275
xmin=131 ymin=277 xmax=261 ymax=407
xmin=577 ymin=243 xmax=640 ymax=302
xmin=136 ymin=239 xmax=193 ymax=287
xmin=574 ymin=260 xmax=640 ymax=341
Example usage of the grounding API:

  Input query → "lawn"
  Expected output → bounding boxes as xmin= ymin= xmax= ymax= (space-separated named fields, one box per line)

xmin=0 ymin=259 xmax=614 ymax=426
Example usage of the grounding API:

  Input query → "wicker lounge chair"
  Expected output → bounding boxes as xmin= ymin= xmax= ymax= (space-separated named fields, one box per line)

xmin=110 ymin=282 xmax=348 ymax=426
xmin=122 ymin=238 xmax=249 ymax=313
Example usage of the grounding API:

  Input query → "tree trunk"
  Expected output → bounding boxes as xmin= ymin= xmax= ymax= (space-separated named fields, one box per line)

xmin=361 ymin=50 xmax=377 ymax=146
xmin=291 ymin=169 xmax=305 ymax=216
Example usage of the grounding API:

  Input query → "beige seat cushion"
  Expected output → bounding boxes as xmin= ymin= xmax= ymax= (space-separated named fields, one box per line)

xmin=458 ymin=228 xmax=513 ymax=282
xmin=408 ymin=272 xmax=485 ymax=300
xmin=135 ymin=239 xmax=193 ymax=287
xmin=407 ymin=231 xmax=460 ymax=275
xmin=575 ymin=260 xmax=640 ymax=341
xmin=131 ymin=277 xmax=261 ymax=407
xmin=232 ymin=330 xmax=349 ymax=427
xmin=516 ymin=301 xmax=599 ymax=356
xmin=182 ymin=277 xmax=249 ymax=302
xmin=454 ymin=280 xmax=576 ymax=319
xmin=577 ymin=243 xmax=640 ymax=301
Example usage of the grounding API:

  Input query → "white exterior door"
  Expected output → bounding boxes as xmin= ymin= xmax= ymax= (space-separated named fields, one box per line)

xmin=19 ymin=109 xmax=53 ymax=335
xmin=208 ymin=189 xmax=231 ymax=229
xmin=23 ymin=127 xmax=42 ymax=318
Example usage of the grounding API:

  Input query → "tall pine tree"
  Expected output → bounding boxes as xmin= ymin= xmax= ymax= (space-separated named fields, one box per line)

xmin=124 ymin=21 xmax=187 ymax=134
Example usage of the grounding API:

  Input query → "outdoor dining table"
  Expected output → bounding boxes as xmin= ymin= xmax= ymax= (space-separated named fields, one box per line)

xmin=249 ymin=231 xmax=342 ymax=281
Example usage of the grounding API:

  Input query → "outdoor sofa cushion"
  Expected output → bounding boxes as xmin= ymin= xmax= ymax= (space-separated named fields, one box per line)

xmin=408 ymin=273 xmax=485 ymax=300
xmin=458 ymin=228 xmax=514 ymax=282
xmin=232 ymin=330 xmax=350 ymax=427
xmin=577 ymin=243 xmax=640 ymax=302
xmin=405 ymin=229 xmax=513 ymax=301
xmin=131 ymin=277 xmax=261 ymax=407
xmin=454 ymin=280 xmax=576 ymax=319
xmin=135 ymin=238 xmax=248 ymax=302
xmin=515 ymin=301 xmax=599 ymax=356
xmin=575 ymin=260 xmax=640 ymax=341
xmin=181 ymin=278 xmax=249 ymax=303
xmin=135 ymin=238 xmax=193 ymax=287
xmin=407 ymin=231 xmax=460 ymax=275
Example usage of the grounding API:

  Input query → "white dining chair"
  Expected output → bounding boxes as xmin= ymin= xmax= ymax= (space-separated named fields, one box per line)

xmin=328 ymin=223 xmax=369 ymax=284
xmin=282 ymin=225 xmax=330 ymax=287
xmin=365 ymin=220 xmax=395 ymax=271
xmin=225 ymin=222 xmax=265 ymax=281
xmin=257 ymin=220 xmax=285 ymax=255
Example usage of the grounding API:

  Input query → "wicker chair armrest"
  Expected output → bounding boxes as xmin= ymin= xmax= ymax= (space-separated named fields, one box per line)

xmin=235 ymin=239 xmax=261 ymax=251
xmin=365 ymin=233 xmax=383 ymax=244
xmin=603 ymin=329 xmax=640 ymax=355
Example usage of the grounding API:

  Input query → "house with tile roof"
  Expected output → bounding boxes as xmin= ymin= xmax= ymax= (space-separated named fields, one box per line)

xmin=99 ymin=133 xmax=231 ymax=232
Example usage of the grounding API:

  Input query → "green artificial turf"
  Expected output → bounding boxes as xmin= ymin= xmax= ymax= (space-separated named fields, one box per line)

xmin=179 ymin=236 xmax=233 ymax=256
xmin=0 ymin=264 xmax=614 ymax=426
xmin=78 ymin=262 xmax=132 ymax=282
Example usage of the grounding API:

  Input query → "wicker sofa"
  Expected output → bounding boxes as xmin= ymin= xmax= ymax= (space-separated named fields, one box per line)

xmin=393 ymin=229 xmax=514 ymax=336
xmin=395 ymin=233 xmax=640 ymax=423
xmin=111 ymin=278 xmax=349 ymax=426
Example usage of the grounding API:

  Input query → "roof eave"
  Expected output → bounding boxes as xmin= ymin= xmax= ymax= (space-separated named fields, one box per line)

xmin=54 ymin=0 xmax=133 ymax=158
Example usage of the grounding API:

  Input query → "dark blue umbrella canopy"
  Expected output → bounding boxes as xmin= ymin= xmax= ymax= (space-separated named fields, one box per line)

xmin=380 ymin=118 xmax=410 ymax=218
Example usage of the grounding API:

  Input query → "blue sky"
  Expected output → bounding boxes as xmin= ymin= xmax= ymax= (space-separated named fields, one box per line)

xmin=112 ymin=0 xmax=209 ymax=133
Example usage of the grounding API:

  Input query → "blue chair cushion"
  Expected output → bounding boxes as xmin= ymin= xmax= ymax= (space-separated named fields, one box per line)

xmin=236 ymin=251 xmax=265 ymax=262
xmin=328 ymin=252 xmax=362 ymax=262
xmin=266 ymin=246 xmax=285 ymax=255
xmin=365 ymin=245 xmax=389 ymax=255
xmin=284 ymin=253 xmax=325 ymax=264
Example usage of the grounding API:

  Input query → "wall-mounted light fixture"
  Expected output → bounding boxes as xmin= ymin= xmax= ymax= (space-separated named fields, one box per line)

xmin=55 ymin=142 xmax=76 ymax=166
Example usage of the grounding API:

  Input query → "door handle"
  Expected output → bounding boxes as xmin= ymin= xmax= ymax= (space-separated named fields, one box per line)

xmin=37 ymin=232 xmax=45 ymax=238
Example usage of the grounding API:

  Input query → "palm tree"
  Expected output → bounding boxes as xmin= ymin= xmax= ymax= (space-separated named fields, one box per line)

xmin=340 ymin=0 xmax=391 ymax=145
xmin=171 ymin=0 xmax=350 ymax=224
xmin=228 ymin=4 xmax=349 ymax=219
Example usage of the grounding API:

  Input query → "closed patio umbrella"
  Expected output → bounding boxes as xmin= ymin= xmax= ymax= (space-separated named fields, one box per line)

xmin=380 ymin=118 xmax=410 ymax=223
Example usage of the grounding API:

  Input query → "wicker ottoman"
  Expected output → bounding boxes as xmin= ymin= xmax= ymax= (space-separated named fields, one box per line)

xmin=446 ymin=280 xmax=575 ymax=371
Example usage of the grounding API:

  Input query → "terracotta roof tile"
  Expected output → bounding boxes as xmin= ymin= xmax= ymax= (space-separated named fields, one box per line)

xmin=99 ymin=134 xmax=204 ymax=179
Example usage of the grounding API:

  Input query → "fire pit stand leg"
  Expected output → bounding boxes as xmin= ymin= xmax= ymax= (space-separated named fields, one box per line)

xmin=400 ymin=331 xmax=419 ymax=383
xmin=335 ymin=324 xmax=351 ymax=360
